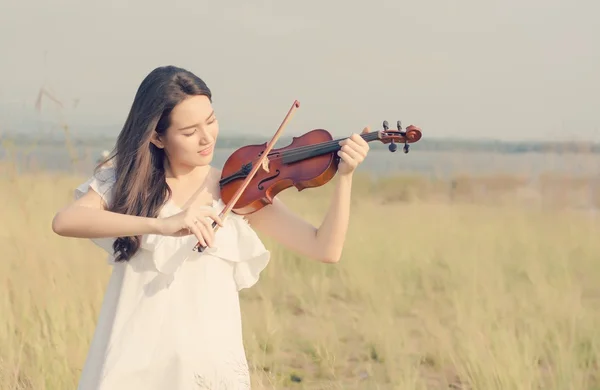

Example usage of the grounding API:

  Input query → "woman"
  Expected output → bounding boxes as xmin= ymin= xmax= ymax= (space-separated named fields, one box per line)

xmin=52 ymin=65 xmax=370 ymax=389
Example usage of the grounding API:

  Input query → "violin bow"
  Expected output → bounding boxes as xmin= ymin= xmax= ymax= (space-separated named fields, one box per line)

xmin=193 ymin=100 xmax=301 ymax=252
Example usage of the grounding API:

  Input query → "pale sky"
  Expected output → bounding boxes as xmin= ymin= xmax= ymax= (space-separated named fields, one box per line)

xmin=1 ymin=0 xmax=598 ymax=142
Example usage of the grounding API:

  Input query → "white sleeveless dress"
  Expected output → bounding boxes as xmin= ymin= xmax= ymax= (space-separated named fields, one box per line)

xmin=73 ymin=167 xmax=270 ymax=390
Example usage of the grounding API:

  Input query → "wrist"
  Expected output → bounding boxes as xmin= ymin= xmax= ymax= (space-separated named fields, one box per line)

xmin=337 ymin=171 xmax=354 ymax=184
xmin=148 ymin=217 xmax=164 ymax=235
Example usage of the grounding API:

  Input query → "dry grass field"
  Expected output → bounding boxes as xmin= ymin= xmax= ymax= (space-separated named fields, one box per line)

xmin=1 ymin=160 xmax=599 ymax=389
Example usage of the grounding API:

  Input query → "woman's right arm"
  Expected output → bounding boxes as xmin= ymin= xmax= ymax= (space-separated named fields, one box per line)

xmin=51 ymin=186 xmax=224 ymax=248
xmin=51 ymin=187 xmax=161 ymax=239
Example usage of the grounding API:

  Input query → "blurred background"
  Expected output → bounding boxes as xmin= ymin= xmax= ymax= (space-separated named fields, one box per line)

xmin=1 ymin=0 xmax=599 ymax=389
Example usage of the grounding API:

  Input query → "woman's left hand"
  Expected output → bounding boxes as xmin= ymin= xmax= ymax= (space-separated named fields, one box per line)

xmin=337 ymin=127 xmax=370 ymax=176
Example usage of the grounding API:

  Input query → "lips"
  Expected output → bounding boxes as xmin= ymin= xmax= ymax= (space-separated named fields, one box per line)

xmin=198 ymin=145 xmax=213 ymax=156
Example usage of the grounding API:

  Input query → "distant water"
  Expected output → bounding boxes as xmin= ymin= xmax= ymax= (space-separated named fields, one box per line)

xmin=2 ymin=144 xmax=600 ymax=181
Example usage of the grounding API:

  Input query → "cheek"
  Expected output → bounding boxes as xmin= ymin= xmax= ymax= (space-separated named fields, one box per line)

xmin=166 ymin=137 xmax=196 ymax=156
xmin=210 ymin=124 xmax=219 ymax=139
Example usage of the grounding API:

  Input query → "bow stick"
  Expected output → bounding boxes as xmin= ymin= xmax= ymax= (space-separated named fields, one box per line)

xmin=193 ymin=100 xmax=301 ymax=252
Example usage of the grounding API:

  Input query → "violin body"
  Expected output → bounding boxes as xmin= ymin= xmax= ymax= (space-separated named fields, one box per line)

xmin=220 ymin=129 xmax=339 ymax=215
xmin=218 ymin=121 xmax=422 ymax=215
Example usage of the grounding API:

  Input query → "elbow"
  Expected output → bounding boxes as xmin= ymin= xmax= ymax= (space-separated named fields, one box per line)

xmin=313 ymin=240 xmax=343 ymax=263
xmin=319 ymin=251 xmax=342 ymax=264
xmin=51 ymin=212 xmax=68 ymax=236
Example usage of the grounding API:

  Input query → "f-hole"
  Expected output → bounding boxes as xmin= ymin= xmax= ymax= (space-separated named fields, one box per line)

xmin=257 ymin=169 xmax=281 ymax=190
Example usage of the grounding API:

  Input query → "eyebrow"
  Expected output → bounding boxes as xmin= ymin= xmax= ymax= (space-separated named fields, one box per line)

xmin=177 ymin=110 xmax=215 ymax=131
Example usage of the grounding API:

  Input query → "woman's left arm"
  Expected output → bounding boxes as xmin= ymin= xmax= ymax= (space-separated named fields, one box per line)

xmin=246 ymin=128 xmax=370 ymax=263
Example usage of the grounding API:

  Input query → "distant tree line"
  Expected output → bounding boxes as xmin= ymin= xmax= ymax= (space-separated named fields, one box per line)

xmin=2 ymin=132 xmax=599 ymax=154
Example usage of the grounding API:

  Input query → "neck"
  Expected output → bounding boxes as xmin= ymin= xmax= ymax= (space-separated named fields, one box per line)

xmin=164 ymin=160 xmax=211 ymax=183
xmin=280 ymin=131 xmax=380 ymax=164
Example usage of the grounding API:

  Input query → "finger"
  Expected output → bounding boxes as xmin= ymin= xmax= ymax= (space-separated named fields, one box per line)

xmin=337 ymin=150 xmax=358 ymax=168
xmin=344 ymin=145 xmax=364 ymax=164
xmin=192 ymin=215 xmax=215 ymax=246
xmin=345 ymin=139 xmax=368 ymax=157
xmin=342 ymin=143 xmax=366 ymax=161
xmin=207 ymin=210 xmax=224 ymax=227
xmin=197 ymin=217 xmax=216 ymax=246
xmin=189 ymin=221 xmax=208 ymax=248
xmin=196 ymin=207 xmax=224 ymax=228
xmin=338 ymin=133 xmax=358 ymax=147
xmin=361 ymin=126 xmax=370 ymax=134
xmin=351 ymin=132 xmax=370 ymax=148
xmin=347 ymin=133 xmax=369 ymax=150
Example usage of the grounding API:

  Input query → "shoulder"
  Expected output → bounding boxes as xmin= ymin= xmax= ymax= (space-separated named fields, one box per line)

xmin=74 ymin=166 xmax=117 ymax=206
xmin=93 ymin=166 xmax=117 ymax=184
xmin=207 ymin=166 xmax=223 ymax=199
xmin=209 ymin=166 xmax=222 ymax=182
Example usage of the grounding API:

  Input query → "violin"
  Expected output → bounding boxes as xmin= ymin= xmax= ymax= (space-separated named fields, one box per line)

xmin=193 ymin=100 xmax=422 ymax=252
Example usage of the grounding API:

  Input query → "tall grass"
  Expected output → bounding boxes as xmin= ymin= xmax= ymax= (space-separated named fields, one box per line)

xmin=1 ymin=160 xmax=599 ymax=389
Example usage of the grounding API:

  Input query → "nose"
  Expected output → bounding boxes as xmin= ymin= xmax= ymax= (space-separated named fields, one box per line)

xmin=198 ymin=128 xmax=214 ymax=145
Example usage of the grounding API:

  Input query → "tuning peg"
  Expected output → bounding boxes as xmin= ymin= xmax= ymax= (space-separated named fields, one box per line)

xmin=389 ymin=142 xmax=398 ymax=152
xmin=404 ymin=143 xmax=410 ymax=153
xmin=382 ymin=120 xmax=389 ymax=131
xmin=398 ymin=120 xmax=407 ymax=135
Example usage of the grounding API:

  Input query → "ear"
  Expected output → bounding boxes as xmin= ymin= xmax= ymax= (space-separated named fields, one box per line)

xmin=149 ymin=131 xmax=165 ymax=149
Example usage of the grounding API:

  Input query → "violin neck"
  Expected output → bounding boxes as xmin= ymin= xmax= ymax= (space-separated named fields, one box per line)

xmin=280 ymin=131 xmax=380 ymax=164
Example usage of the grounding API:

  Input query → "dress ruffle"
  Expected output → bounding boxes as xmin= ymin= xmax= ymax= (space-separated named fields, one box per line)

xmin=74 ymin=170 xmax=270 ymax=291
xmin=142 ymin=199 xmax=270 ymax=291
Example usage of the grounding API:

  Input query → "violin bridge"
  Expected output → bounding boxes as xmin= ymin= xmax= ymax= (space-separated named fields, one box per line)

xmin=261 ymin=157 xmax=270 ymax=173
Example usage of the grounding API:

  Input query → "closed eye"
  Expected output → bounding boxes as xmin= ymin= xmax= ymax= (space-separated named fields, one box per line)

xmin=182 ymin=117 xmax=216 ymax=136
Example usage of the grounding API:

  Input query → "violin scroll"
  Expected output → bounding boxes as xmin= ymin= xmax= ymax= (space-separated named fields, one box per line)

xmin=378 ymin=119 xmax=422 ymax=154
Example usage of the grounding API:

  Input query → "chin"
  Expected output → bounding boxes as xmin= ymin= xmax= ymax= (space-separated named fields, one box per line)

xmin=195 ymin=155 xmax=214 ymax=165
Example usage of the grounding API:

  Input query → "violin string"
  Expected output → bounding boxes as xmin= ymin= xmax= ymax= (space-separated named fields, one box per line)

xmin=264 ymin=137 xmax=346 ymax=157
xmin=252 ymin=132 xmax=382 ymax=165
xmin=278 ymin=132 xmax=382 ymax=160
xmin=274 ymin=132 xmax=380 ymax=156
xmin=266 ymin=132 xmax=380 ymax=159
xmin=224 ymin=130 xmax=412 ymax=181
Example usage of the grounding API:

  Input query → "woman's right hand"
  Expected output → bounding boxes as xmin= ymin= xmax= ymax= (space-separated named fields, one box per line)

xmin=158 ymin=206 xmax=224 ymax=248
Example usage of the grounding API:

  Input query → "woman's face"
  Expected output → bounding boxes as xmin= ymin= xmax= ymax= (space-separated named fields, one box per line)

xmin=153 ymin=94 xmax=219 ymax=168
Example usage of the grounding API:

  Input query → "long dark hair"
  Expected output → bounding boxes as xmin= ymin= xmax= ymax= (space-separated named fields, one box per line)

xmin=96 ymin=65 xmax=212 ymax=262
